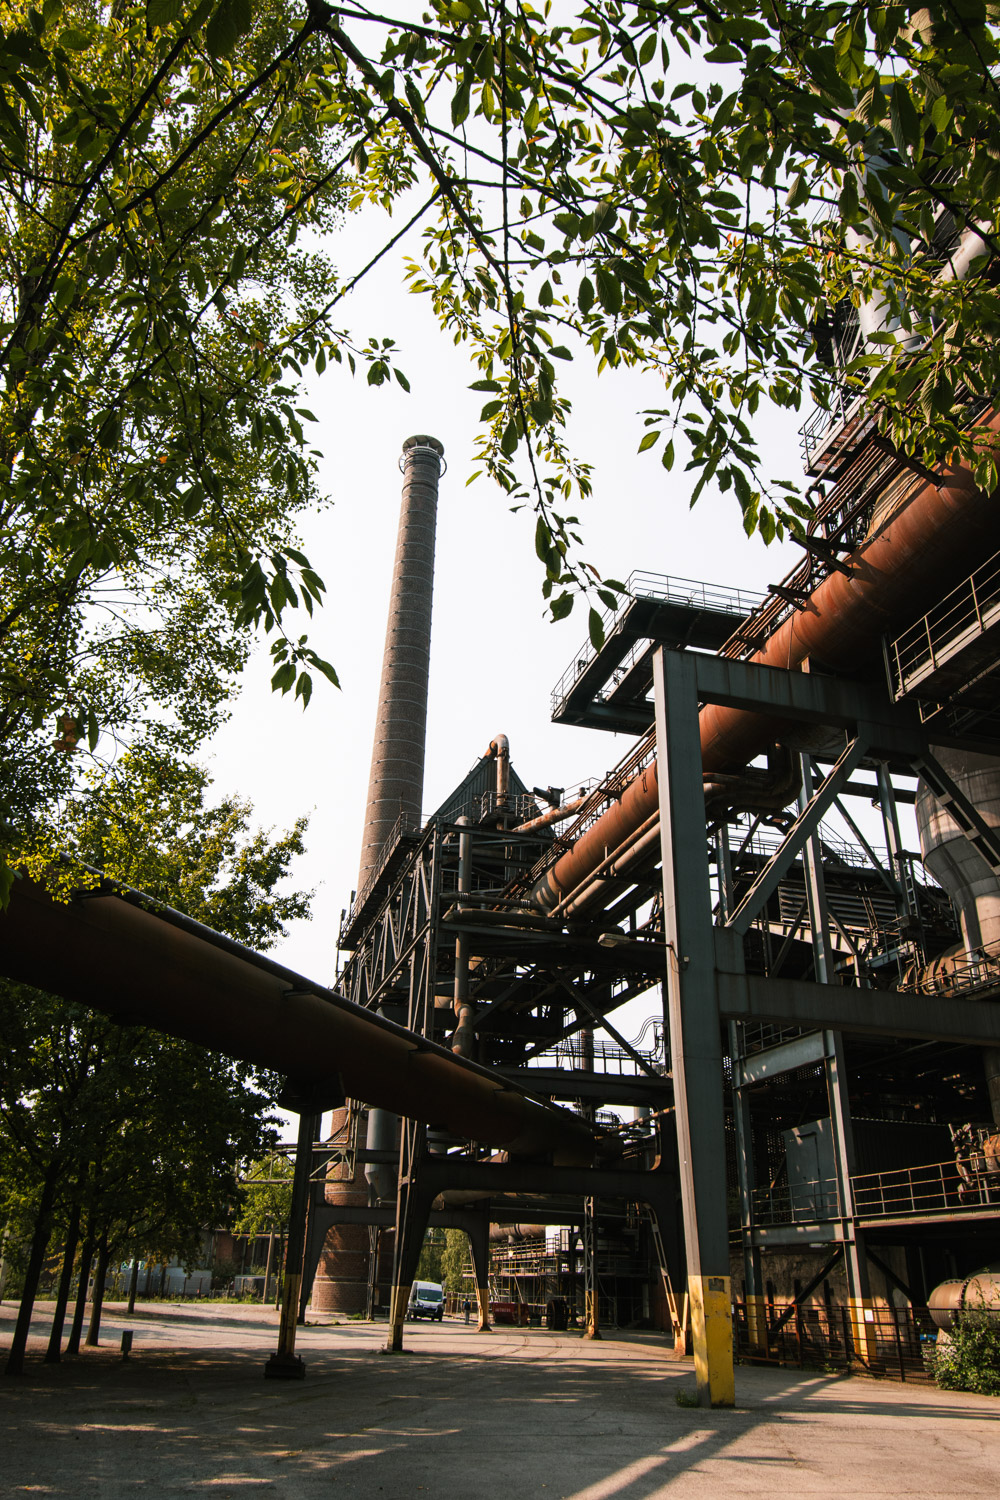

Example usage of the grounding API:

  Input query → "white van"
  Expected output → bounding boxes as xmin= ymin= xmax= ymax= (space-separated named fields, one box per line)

xmin=408 ymin=1280 xmax=444 ymax=1321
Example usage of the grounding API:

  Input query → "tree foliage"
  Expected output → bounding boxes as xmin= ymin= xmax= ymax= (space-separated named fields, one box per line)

xmin=232 ymin=1152 xmax=294 ymax=1240
xmin=0 ymin=0 xmax=387 ymax=871
xmin=927 ymin=1310 xmax=1000 ymax=1396
xmin=0 ymin=749 xmax=309 ymax=1344
xmin=2 ymin=0 xmax=997 ymax=830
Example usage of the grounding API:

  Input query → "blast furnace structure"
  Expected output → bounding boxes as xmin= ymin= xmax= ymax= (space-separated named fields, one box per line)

xmin=320 ymin=217 xmax=1000 ymax=1406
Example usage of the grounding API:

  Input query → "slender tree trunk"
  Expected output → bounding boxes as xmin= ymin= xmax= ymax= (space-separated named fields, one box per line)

xmin=44 ymin=1202 xmax=81 ymax=1364
xmin=127 ymin=1257 xmax=140 ymax=1315
xmin=274 ymin=1235 xmax=285 ymax=1309
xmin=263 ymin=1230 xmax=275 ymax=1303
xmin=0 ymin=1221 xmax=10 ymax=1302
xmin=65 ymin=1235 xmax=94 ymax=1356
xmin=4 ymin=1164 xmax=59 ymax=1376
xmin=85 ymin=1238 xmax=110 ymax=1346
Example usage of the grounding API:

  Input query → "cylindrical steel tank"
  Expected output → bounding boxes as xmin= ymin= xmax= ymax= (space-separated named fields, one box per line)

xmin=916 ymin=751 xmax=1000 ymax=956
xmin=311 ymin=1106 xmax=371 ymax=1316
xmin=916 ymin=749 xmax=1000 ymax=1125
xmin=928 ymin=1267 xmax=1000 ymax=1331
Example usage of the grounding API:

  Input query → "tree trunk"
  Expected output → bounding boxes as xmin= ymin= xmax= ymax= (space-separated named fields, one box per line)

xmin=44 ymin=1202 xmax=81 ymax=1364
xmin=127 ymin=1257 xmax=140 ymax=1315
xmin=65 ymin=1235 xmax=94 ymax=1356
xmin=85 ymin=1238 xmax=110 ymax=1346
xmin=4 ymin=1164 xmax=59 ymax=1376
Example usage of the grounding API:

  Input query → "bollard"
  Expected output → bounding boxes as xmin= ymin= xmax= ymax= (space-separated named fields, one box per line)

xmin=121 ymin=1330 xmax=133 ymax=1360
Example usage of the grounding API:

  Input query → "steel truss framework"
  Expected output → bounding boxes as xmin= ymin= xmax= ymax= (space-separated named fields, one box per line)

xmin=293 ymin=644 xmax=1000 ymax=1403
xmin=652 ymin=645 xmax=1000 ymax=1404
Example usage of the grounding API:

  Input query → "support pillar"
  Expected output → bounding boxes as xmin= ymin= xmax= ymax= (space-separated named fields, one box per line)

xmin=654 ymin=648 xmax=734 ymax=1407
xmin=385 ymin=1120 xmax=432 ymax=1352
xmin=583 ymin=1196 xmax=601 ymax=1339
xmin=800 ymin=756 xmax=874 ymax=1357
xmin=265 ymin=1109 xmax=320 ymax=1380
xmin=466 ymin=1215 xmax=493 ymax=1333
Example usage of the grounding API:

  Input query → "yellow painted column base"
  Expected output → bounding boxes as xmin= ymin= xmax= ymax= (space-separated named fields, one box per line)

xmin=689 ymin=1274 xmax=735 ymax=1407
xmin=848 ymin=1298 xmax=879 ymax=1364
xmin=385 ymin=1284 xmax=409 ymax=1352
xmin=476 ymin=1283 xmax=492 ymax=1333
xmin=745 ymin=1293 xmax=767 ymax=1351
xmin=276 ymin=1272 xmax=300 ymax=1357
xmin=585 ymin=1291 xmax=601 ymax=1339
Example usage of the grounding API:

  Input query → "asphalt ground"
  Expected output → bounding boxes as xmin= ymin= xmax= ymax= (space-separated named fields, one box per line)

xmin=2 ymin=1300 xmax=999 ymax=1497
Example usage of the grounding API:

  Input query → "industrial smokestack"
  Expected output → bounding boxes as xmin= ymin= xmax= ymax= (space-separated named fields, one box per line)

xmin=356 ymin=434 xmax=445 ymax=901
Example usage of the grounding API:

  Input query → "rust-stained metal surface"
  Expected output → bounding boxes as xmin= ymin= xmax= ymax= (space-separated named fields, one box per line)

xmin=0 ymin=878 xmax=595 ymax=1166
xmin=531 ymin=427 xmax=1000 ymax=913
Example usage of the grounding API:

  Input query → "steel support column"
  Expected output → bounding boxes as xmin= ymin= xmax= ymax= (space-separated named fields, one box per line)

xmin=265 ymin=1109 xmax=320 ymax=1380
xmin=466 ymin=1213 xmax=493 ymax=1333
xmin=653 ymin=647 xmax=734 ymax=1407
xmin=385 ymin=1118 xmax=433 ymax=1353
xmin=583 ymin=1196 xmax=601 ymax=1339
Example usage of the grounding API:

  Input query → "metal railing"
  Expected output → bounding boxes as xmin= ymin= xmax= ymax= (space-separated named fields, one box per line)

xmin=901 ymin=937 xmax=1000 ymax=1000
xmin=529 ymin=1033 xmax=664 ymax=1078
xmin=752 ymin=1156 xmax=1000 ymax=1227
xmin=752 ymin=1176 xmax=843 ymax=1225
xmin=550 ymin=570 xmax=765 ymax=716
xmin=852 ymin=1155 xmax=1000 ymax=1219
xmin=887 ymin=546 xmax=1000 ymax=704
xmin=735 ymin=1298 xmax=938 ymax=1382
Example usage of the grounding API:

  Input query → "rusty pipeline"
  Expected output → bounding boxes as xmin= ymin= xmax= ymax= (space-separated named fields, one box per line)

xmin=530 ymin=424 xmax=1000 ymax=914
xmin=0 ymin=877 xmax=595 ymax=1166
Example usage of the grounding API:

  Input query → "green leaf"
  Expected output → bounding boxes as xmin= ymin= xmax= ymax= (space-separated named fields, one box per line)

xmin=595 ymin=265 xmax=622 ymax=317
xmin=59 ymin=26 xmax=91 ymax=48
xmin=578 ymin=276 xmax=594 ymax=314
xmin=451 ymin=78 xmax=471 ymax=127
xmin=638 ymin=430 xmax=659 ymax=453
xmin=205 ymin=0 xmax=253 ymax=57
xmin=785 ymin=173 xmax=810 ymax=210
xmin=0 ymin=858 xmax=14 ymax=912
xmin=147 ymin=0 xmax=184 ymax=28
xmin=588 ymin=606 xmax=605 ymax=652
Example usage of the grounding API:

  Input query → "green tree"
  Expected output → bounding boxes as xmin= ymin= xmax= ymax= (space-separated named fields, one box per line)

xmin=3 ymin=0 xmax=998 ymax=841
xmin=0 ymin=748 xmax=310 ymax=1374
xmin=232 ymin=1155 xmax=294 ymax=1242
xmin=928 ymin=1310 xmax=1000 ymax=1397
xmin=0 ymin=0 xmax=399 ymax=883
xmin=440 ymin=1227 xmax=472 ymax=1301
xmin=415 ymin=1227 xmax=445 ymax=1285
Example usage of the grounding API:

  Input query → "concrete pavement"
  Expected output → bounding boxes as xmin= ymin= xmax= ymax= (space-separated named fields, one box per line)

xmin=2 ymin=1301 xmax=998 ymax=1497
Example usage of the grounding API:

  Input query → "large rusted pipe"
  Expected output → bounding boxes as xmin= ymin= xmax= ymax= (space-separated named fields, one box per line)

xmin=531 ymin=434 xmax=1000 ymax=913
xmin=512 ymin=796 xmax=588 ymax=833
xmin=0 ymin=877 xmax=594 ymax=1166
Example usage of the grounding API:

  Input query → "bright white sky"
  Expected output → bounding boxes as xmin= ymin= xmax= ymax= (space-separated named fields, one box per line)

xmin=207 ymin=187 xmax=806 ymax=996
